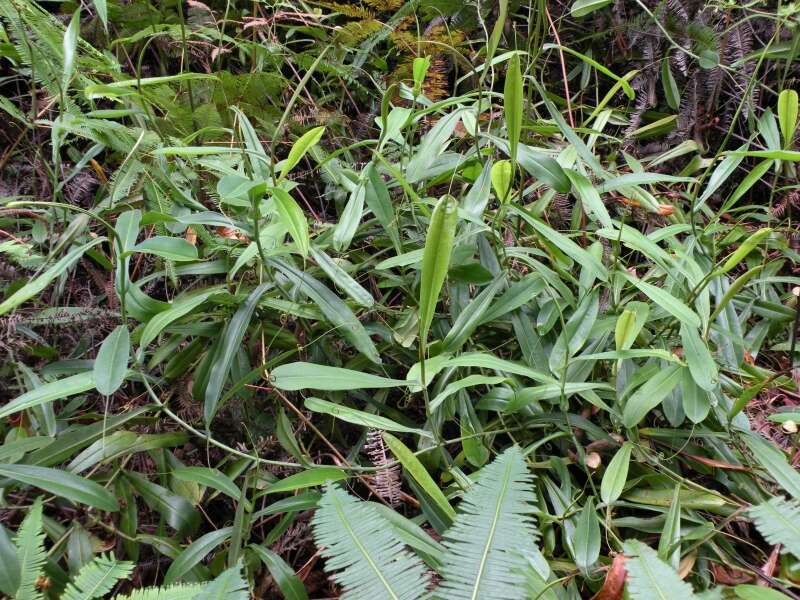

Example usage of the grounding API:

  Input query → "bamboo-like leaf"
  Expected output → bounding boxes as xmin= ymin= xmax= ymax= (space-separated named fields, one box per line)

xmin=204 ymin=283 xmax=271 ymax=424
xmin=777 ymin=89 xmax=799 ymax=148
xmin=679 ymin=324 xmax=718 ymax=391
xmin=278 ymin=126 xmax=325 ymax=182
xmin=94 ymin=325 xmax=130 ymax=396
xmin=745 ymin=435 xmax=800 ymax=499
xmin=0 ymin=464 xmax=119 ymax=511
xmin=622 ymin=364 xmax=684 ymax=428
xmin=0 ymin=238 xmax=106 ymax=316
xmin=504 ymin=53 xmax=523 ymax=166
xmin=271 ymin=363 xmax=405 ymax=391
xmin=383 ymin=432 xmax=456 ymax=522
xmin=304 ymin=397 xmax=430 ymax=437
xmin=601 ymin=442 xmax=633 ymax=504
xmin=418 ymin=195 xmax=459 ymax=345
xmin=272 ymin=189 xmax=310 ymax=257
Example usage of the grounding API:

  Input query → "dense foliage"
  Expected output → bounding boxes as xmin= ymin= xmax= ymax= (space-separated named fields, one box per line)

xmin=1 ymin=0 xmax=800 ymax=598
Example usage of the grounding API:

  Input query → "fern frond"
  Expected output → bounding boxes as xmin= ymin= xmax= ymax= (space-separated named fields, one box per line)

xmin=13 ymin=497 xmax=46 ymax=600
xmin=111 ymin=584 xmax=205 ymax=600
xmin=437 ymin=446 xmax=539 ymax=600
xmin=193 ymin=563 xmax=249 ymax=600
xmin=749 ymin=496 xmax=800 ymax=558
xmin=312 ymin=485 xmax=430 ymax=600
xmin=622 ymin=539 xmax=697 ymax=600
xmin=61 ymin=554 xmax=134 ymax=600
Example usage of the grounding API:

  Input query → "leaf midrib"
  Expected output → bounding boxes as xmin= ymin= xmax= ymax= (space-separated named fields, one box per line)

xmin=471 ymin=456 xmax=514 ymax=600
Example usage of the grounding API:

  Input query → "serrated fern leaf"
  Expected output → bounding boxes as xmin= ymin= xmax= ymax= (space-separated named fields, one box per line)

xmin=623 ymin=539 xmax=697 ymax=600
xmin=312 ymin=485 xmax=430 ymax=600
xmin=749 ymin=496 xmax=800 ymax=558
xmin=14 ymin=497 xmax=46 ymax=600
xmin=437 ymin=446 xmax=539 ymax=600
xmin=110 ymin=584 xmax=204 ymax=600
xmin=193 ymin=563 xmax=249 ymax=600
xmin=61 ymin=553 xmax=134 ymax=600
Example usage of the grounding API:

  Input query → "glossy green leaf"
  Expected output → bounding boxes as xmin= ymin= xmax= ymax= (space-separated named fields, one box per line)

xmin=625 ymin=275 xmax=700 ymax=328
xmin=565 ymin=169 xmax=612 ymax=228
xmin=126 ymin=472 xmax=200 ymax=536
xmin=333 ymin=183 xmax=365 ymax=252
xmin=615 ymin=301 xmax=649 ymax=351
xmin=204 ymin=283 xmax=271 ymax=424
xmin=305 ymin=397 xmax=430 ymax=437
xmin=622 ymin=364 xmax=684 ymax=428
xmin=270 ymin=259 xmax=381 ymax=363
xmin=164 ymin=527 xmax=233 ymax=584
xmin=140 ymin=287 xmax=221 ymax=348
xmin=251 ymin=545 xmax=309 ymax=600
xmin=717 ymin=228 xmax=771 ymax=275
xmin=94 ymin=325 xmax=130 ymax=396
xmin=573 ymin=497 xmax=600 ymax=570
xmin=0 ymin=464 xmax=118 ymax=512
xmin=570 ymin=0 xmax=612 ymax=17
xmin=0 ymin=371 xmax=96 ymax=421
xmin=658 ymin=485 xmax=681 ymax=568
xmin=504 ymin=53 xmax=523 ymax=165
xmin=272 ymin=188 xmax=310 ymax=257
xmin=601 ymin=442 xmax=632 ymax=504
xmin=0 ymin=238 xmax=105 ymax=316
xmin=777 ymin=89 xmax=799 ymax=148
xmin=383 ymin=432 xmax=456 ymax=522
xmin=418 ymin=195 xmax=459 ymax=344
xmin=266 ymin=467 xmax=347 ymax=495
xmin=661 ymin=57 xmax=679 ymax=110
xmin=744 ymin=435 xmax=800 ymax=499
xmin=62 ymin=10 xmax=80 ymax=91
xmin=172 ymin=467 xmax=242 ymax=502
xmin=278 ymin=126 xmax=325 ymax=182
xmin=310 ymin=248 xmax=374 ymax=308
xmin=271 ymin=362 xmax=405 ymax=390
xmin=679 ymin=324 xmax=718 ymax=391
xmin=132 ymin=237 xmax=198 ymax=262
xmin=491 ymin=160 xmax=513 ymax=202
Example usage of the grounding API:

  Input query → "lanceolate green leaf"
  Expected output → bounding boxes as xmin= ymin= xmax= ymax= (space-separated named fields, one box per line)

xmin=140 ymin=287 xmax=222 ymax=348
xmin=624 ymin=275 xmax=700 ymax=328
xmin=270 ymin=259 xmax=381 ymax=363
xmin=304 ymin=397 xmax=431 ymax=437
xmin=165 ymin=527 xmax=233 ymax=584
xmin=267 ymin=468 xmax=348 ymax=495
xmin=571 ymin=0 xmax=613 ymax=18
xmin=132 ymin=237 xmax=198 ymax=262
xmin=278 ymin=126 xmax=325 ymax=182
xmin=94 ymin=325 xmax=130 ymax=396
xmin=744 ymin=435 xmax=800 ymax=499
xmin=204 ymin=283 xmax=271 ymax=424
xmin=0 ymin=464 xmax=119 ymax=512
xmin=271 ymin=363 xmax=405 ymax=391
xmin=0 ymin=371 xmax=97 ymax=421
xmin=418 ymin=195 xmax=459 ymax=344
xmin=601 ymin=442 xmax=633 ymax=504
xmin=383 ymin=432 xmax=456 ymax=522
xmin=679 ymin=324 xmax=718 ymax=391
xmin=777 ymin=89 xmax=799 ymax=148
xmin=573 ymin=497 xmax=600 ymax=570
xmin=272 ymin=188 xmax=310 ymax=257
xmin=504 ymin=53 xmax=523 ymax=166
xmin=0 ymin=238 xmax=106 ymax=316
xmin=250 ymin=545 xmax=309 ymax=600
xmin=622 ymin=364 xmax=684 ymax=428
